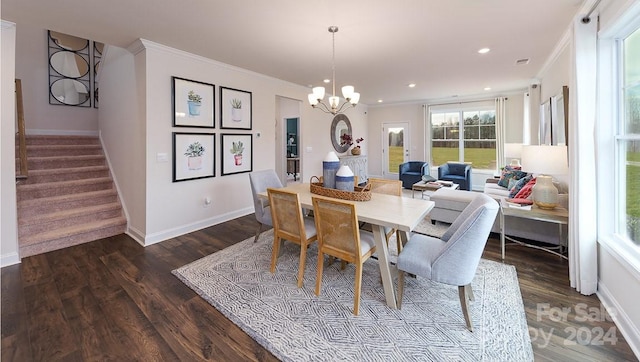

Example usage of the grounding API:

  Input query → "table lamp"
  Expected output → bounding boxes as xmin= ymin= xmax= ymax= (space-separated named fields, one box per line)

xmin=504 ymin=143 xmax=523 ymax=168
xmin=520 ymin=145 xmax=568 ymax=209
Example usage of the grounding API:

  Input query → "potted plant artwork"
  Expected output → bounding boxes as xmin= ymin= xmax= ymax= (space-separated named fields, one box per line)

xmin=231 ymin=98 xmax=242 ymax=122
xmin=188 ymin=90 xmax=202 ymax=116
xmin=184 ymin=141 xmax=205 ymax=170
xmin=230 ymin=140 xmax=244 ymax=165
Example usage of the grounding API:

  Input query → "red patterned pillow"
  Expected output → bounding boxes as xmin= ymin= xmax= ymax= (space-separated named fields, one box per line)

xmin=514 ymin=177 xmax=536 ymax=199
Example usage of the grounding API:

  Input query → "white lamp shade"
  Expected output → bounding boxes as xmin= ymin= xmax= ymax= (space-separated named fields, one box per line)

xmin=329 ymin=96 xmax=340 ymax=109
xmin=504 ymin=143 xmax=523 ymax=159
xmin=312 ymin=86 xmax=325 ymax=100
xmin=520 ymin=145 xmax=568 ymax=176
xmin=349 ymin=92 xmax=360 ymax=105
xmin=308 ymin=93 xmax=318 ymax=106
xmin=342 ymin=85 xmax=354 ymax=99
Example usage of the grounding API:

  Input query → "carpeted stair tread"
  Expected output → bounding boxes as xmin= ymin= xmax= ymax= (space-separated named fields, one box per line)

xmin=25 ymin=144 xmax=103 ymax=157
xmin=27 ymin=154 xmax=106 ymax=170
xmin=18 ymin=189 xmax=119 ymax=217
xmin=25 ymin=135 xmax=100 ymax=146
xmin=19 ymin=217 xmax=127 ymax=257
xmin=17 ymin=177 xmax=114 ymax=201
xmin=17 ymin=165 xmax=110 ymax=184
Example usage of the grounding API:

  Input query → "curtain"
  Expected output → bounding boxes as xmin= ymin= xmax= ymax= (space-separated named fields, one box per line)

xmin=495 ymin=97 xmax=507 ymax=168
xmin=568 ymin=14 xmax=598 ymax=295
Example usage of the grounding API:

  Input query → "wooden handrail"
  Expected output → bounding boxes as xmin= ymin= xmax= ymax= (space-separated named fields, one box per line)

xmin=16 ymin=79 xmax=28 ymax=179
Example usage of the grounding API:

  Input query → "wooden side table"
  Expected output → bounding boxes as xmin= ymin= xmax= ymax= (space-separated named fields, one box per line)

xmin=499 ymin=199 xmax=569 ymax=260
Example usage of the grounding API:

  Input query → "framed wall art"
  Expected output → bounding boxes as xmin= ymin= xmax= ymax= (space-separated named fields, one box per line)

xmin=172 ymin=77 xmax=215 ymax=128
xmin=221 ymin=133 xmax=253 ymax=175
xmin=173 ymin=132 xmax=215 ymax=182
xmin=220 ymin=86 xmax=252 ymax=129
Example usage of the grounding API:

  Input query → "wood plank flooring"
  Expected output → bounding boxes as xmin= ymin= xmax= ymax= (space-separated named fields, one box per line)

xmin=2 ymin=214 xmax=637 ymax=361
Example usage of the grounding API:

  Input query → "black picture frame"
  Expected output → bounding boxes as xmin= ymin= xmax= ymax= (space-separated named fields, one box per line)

xmin=220 ymin=86 xmax=252 ymax=129
xmin=172 ymin=77 xmax=215 ymax=128
xmin=173 ymin=132 xmax=215 ymax=182
xmin=220 ymin=133 xmax=253 ymax=175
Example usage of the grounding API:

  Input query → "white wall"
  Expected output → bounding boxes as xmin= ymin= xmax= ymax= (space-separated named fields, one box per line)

xmin=98 ymin=44 xmax=146 ymax=242
xmin=15 ymin=23 xmax=98 ymax=134
xmin=1 ymin=21 xmax=20 ymax=266
xmin=539 ymin=44 xmax=571 ymax=102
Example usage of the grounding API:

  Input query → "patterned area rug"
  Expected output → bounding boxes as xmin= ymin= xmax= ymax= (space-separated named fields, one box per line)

xmin=173 ymin=230 xmax=533 ymax=362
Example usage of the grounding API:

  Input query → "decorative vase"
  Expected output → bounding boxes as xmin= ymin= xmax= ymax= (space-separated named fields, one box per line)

xmin=532 ymin=175 xmax=558 ymax=209
xmin=232 ymin=108 xmax=242 ymax=122
xmin=335 ymin=165 xmax=355 ymax=192
xmin=187 ymin=156 xmax=202 ymax=170
xmin=188 ymin=101 xmax=201 ymax=116
xmin=322 ymin=152 xmax=340 ymax=189
xmin=351 ymin=147 xmax=361 ymax=155
xmin=234 ymin=154 xmax=243 ymax=165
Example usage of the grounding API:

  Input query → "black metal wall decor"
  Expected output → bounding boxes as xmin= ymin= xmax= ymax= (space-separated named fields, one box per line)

xmin=48 ymin=30 xmax=91 ymax=107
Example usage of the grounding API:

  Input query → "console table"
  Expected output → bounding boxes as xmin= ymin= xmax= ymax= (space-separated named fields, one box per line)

xmin=499 ymin=199 xmax=568 ymax=260
xmin=339 ymin=155 xmax=367 ymax=184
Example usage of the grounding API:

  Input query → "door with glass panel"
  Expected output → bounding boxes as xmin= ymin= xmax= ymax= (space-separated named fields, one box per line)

xmin=382 ymin=123 xmax=409 ymax=178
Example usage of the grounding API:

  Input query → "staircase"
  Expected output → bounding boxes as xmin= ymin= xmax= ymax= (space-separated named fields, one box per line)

xmin=16 ymin=135 xmax=126 ymax=257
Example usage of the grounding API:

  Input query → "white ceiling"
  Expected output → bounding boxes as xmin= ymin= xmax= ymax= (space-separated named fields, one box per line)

xmin=2 ymin=0 xmax=586 ymax=105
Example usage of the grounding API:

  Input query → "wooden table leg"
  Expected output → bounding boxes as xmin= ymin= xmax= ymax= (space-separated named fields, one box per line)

xmin=372 ymin=224 xmax=397 ymax=309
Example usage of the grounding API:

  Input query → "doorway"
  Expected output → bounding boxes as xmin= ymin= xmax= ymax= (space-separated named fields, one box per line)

xmin=382 ymin=122 xmax=409 ymax=178
xmin=285 ymin=117 xmax=300 ymax=183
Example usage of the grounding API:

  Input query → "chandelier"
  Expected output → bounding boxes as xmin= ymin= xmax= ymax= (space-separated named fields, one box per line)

xmin=308 ymin=26 xmax=360 ymax=115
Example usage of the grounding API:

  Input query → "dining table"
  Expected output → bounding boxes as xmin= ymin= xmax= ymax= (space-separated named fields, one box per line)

xmin=258 ymin=182 xmax=435 ymax=309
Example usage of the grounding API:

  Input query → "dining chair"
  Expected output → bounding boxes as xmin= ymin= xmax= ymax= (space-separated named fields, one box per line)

xmin=248 ymin=169 xmax=283 ymax=242
xmin=396 ymin=193 xmax=498 ymax=331
xmin=311 ymin=196 xmax=376 ymax=315
xmin=367 ymin=178 xmax=403 ymax=252
xmin=267 ymin=187 xmax=318 ymax=288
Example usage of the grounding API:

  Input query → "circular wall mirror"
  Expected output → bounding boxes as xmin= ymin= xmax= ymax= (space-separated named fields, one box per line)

xmin=330 ymin=114 xmax=352 ymax=153
xmin=50 ymin=79 xmax=90 ymax=106
xmin=49 ymin=31 xmax=88 ymax=51
xmin=50 ymin=51 xmax=90 ymax=78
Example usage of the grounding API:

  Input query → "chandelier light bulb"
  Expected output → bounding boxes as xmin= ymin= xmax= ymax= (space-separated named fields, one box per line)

xmin=342 ymin=85 xmax=354 ymax=99
xmin=312 ymin=86 xmax=326 ymax=100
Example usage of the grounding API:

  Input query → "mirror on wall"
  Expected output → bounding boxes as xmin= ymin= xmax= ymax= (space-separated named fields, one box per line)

xmin=93 ymin=41 xmax=104 ymax=108
xmin=551 ymin=86 xmax=569 ymax=146
xmin=330 ymin=114 xmax=352 ymax=153
xmin=48 ymin=30 xmax=91 ymax=107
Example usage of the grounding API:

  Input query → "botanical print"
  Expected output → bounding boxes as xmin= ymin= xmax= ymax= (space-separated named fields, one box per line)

xmin=221 ymin=87 xmax=252 ymax=129
xmin=221 ymin=134 xmax=252 ymax=175
xmin=173 ymin=133 xmax=215 ymax=182
xmin=172 ymin=77 xmax=215 ymax=128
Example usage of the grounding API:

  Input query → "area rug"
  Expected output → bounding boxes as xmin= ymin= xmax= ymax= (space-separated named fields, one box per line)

xmin=173 ymin=230 xmax=533 ymax=362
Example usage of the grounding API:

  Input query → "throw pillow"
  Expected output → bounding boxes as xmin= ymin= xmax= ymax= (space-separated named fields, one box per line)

xmin=514 ymin=177 xmax=537 ymax=199
xmin=509 ymin=174 xmax=533 ymax=198
xmin=498 ymin=167 xmax=528 ymax=188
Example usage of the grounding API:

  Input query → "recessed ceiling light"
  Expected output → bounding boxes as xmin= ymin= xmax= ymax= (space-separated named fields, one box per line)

xmin=478 ymin=48 xmax=490 ymax=54
xmin=484 ymin=87 xmax=491 ymax=91
xmin=408 ymin=83 xmax=416 ymax=88
xmin=323 ymin=79 xmax=331 ymax=83
xmin=377 ymin=99 xmax=383 ymax=103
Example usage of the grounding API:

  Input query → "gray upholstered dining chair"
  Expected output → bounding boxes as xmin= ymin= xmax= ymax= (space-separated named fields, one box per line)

xmin=248 ymin=169 xmax=283 ymax=242
xmin=396 ymin=193 xmax=499 ymax=331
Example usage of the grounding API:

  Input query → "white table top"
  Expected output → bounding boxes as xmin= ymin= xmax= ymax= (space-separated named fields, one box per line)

xmin=259 ymin=182 xmax=435 ymax=232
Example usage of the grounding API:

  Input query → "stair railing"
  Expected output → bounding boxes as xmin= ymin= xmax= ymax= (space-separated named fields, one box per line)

xmin=15 ymin=79 xmax=28 ymax=179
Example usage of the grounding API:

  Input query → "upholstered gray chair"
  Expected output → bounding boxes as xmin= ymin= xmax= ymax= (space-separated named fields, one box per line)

xmin=396 ymin=193 xmax=498 ymax=331
xmin=248 ymin=169 xmax=283 ymax=242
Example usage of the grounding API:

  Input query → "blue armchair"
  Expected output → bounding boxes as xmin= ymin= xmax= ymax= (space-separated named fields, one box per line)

xmin=438 ymin=162 xmax=472 ymax=190
xmin=399 ymin=161 xmax=429 ymax=189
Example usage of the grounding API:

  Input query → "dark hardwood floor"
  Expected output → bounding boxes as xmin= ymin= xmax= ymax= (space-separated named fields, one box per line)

xmin=2 ymin=214 xmax=637 ymax=361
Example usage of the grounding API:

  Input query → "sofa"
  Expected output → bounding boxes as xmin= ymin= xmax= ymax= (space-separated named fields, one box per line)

xmin=430 ymin=171 xmax=568 ymax=246
xmin=399 ymin=161 xmax=429 ymax=189
xmin=438 ymin=162 xmax=472 ymax=191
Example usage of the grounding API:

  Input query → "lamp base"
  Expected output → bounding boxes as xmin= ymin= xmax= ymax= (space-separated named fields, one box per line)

xmin=532 ymin=175 xmax=559 ymax=210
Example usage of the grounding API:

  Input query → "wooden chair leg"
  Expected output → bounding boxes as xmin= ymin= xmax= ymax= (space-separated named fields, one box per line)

xmin=458 ymin=284 xmax=473 ymax=332
xmin=254 ymin=222 xmax=264 ymax=243
xmin=270 ymin=236 xmax=281 ymax=273
xmin=465 ymin=284 xmax=475 ymax=301
xmin=397 ymin=271 xmax=405 ymax=309
xmin=315 ymin=252 xmax=325 ymax=296
xmin=297 ymin=243 xmax=307 ymax=288
xmin=353 ymin=263 xmax=363 ymax=315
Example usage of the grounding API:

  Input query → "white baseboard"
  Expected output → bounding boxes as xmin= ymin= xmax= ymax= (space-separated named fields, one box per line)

xmin=26 ymin=129 xmax=99 ymax=136
xmin=0 ymin=252 xmax=21 ymax=267
xmin=597 ymin=282 xmax=640 ymax=360
xmin=141 ymin=207 xmax=254 ymax=246
xmin=126 ymin=226 xmax=146 ymax=247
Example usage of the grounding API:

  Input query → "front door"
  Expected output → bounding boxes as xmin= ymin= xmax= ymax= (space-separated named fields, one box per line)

xmin=382 ymin=122 xmax=409 ymax=178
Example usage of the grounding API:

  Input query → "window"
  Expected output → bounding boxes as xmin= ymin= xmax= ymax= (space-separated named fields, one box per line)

xmin=619 ymin=26 xmax=640 ymax=245
xmin=431 ymin=107 xmax=496 ymax=169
